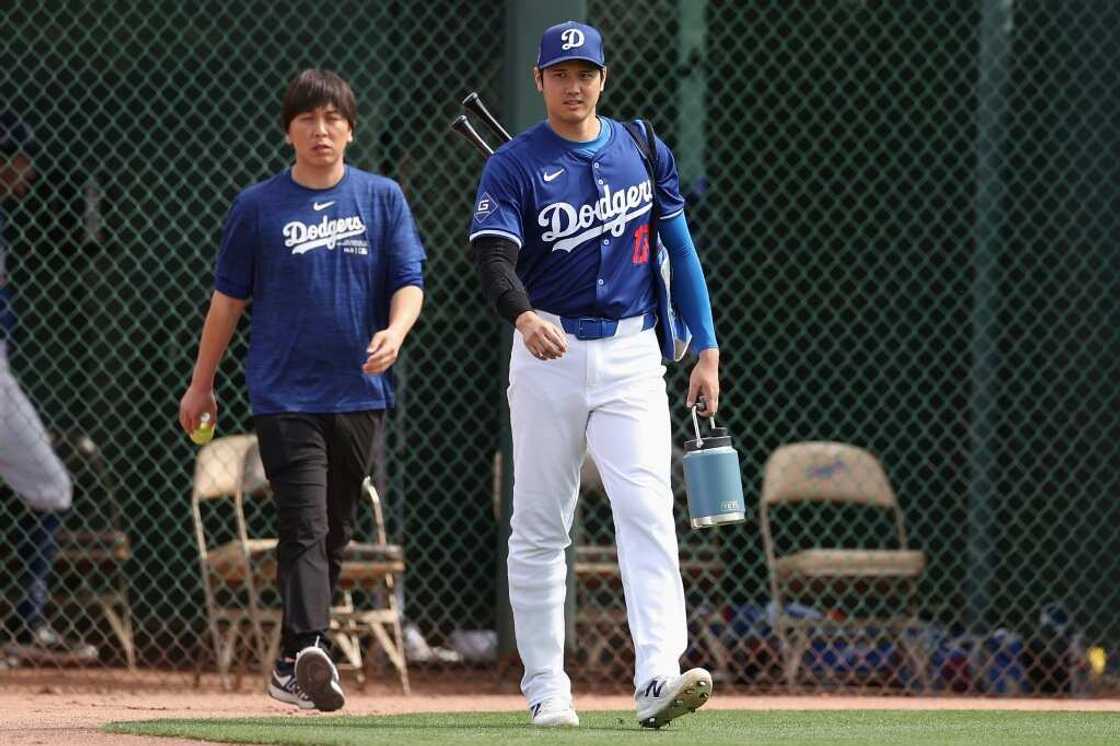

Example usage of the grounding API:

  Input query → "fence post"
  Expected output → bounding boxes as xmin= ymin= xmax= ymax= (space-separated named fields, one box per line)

xmin=967 ymin=0 xmax=1014 ymax=632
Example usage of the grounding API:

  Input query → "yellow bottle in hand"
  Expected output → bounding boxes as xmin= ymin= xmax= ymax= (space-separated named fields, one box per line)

xmin=190 ymin=412 xmax=215 ymax=445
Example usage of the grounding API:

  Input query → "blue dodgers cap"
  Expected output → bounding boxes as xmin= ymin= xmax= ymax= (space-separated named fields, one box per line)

xmin=537 ymin=21 xmax=606 ymax=70
xmin=0 ymin=112 xmax=38 ymax=158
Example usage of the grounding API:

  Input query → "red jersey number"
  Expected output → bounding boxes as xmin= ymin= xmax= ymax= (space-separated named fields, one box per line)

xmin=632 ymin=223 xmax=650 ymax=265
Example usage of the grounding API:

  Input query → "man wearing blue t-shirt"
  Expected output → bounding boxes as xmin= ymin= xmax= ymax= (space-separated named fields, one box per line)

xmin=179 ymin=69 xmax=425 ymax=711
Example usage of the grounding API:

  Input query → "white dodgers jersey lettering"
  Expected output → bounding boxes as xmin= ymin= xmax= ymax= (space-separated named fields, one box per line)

xmin=538 ymin=179 xmax=653 ymax=253
xmin=283 ymin=214 xmax=368 ymax=255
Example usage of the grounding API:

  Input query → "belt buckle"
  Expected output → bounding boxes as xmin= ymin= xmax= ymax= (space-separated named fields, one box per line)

xmin=575 ymin=318 xmax=605 ymax=340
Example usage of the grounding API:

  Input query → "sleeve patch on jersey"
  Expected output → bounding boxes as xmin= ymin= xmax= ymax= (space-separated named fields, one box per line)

xmin=474 ymin=191 xmax=496 ymax=223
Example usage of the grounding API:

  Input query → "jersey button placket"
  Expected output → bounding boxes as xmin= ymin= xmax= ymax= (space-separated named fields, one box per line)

xmin=593 ymin=160 xmax=607 ymax=307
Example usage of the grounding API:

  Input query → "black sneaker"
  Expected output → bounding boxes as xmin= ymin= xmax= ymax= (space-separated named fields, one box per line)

xmin=3 ymin=625 xmax=98 ymax=664
xmin=267 ymin=659 xmax=315 ymax=710
xmin=294 ymin=644 xmax=345 ymax=712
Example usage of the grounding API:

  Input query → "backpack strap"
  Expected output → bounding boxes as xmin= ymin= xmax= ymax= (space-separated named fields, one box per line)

xmin=623 ymin=119 xmax=660 ymax=257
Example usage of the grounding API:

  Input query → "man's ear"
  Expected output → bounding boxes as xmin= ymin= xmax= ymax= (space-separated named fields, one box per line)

xmin=600 ymin=66 xmax=607 ymax=91
xmin=532 ymin=66 xmax=543 ymax=93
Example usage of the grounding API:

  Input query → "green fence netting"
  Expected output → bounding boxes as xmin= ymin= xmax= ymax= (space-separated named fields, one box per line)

xmin=1 ymin=1 xmax=1117 ymax=696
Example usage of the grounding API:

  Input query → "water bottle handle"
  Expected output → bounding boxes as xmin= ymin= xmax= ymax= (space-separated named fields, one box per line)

xmin=690 ymin=397 xmax=717 ymax=444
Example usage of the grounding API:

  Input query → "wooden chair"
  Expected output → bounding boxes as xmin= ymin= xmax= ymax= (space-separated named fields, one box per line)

xmin=190 ymin=434 xmax=277 ymax=690
xmin=49 ymin=429 xmax=136 ymax=669
xmin=759 ymin=441 xmax=927 ymax=689
xmin=328 ymin=477 xmax=409 ymax=694
xmin=190 ymin=433 xmax=409 ymax=692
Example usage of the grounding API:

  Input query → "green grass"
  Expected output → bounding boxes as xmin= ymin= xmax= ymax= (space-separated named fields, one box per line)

xmin=104 ymin=709 xmax=1120 ymax=745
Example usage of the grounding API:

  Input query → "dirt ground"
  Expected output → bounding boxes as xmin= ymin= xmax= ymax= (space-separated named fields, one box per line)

xmin=2 ymin=673 xmax=1119 ymax=746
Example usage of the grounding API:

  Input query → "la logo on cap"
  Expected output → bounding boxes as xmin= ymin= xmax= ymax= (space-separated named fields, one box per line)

xmin=560 ymin=28 xmax=585 ymax=50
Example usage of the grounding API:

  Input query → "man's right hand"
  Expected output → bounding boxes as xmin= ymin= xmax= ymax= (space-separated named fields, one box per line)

xmin=179 ymin=385 xmax=217 ymax=435
xmin=515 ymin=311 xmax=568 ymax=360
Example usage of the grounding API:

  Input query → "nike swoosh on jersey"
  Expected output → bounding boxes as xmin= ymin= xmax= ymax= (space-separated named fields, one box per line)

xmin=543 ymin=169 xmax=565 ymax=182
xmin=313 ymin=201 xmax=336 ymax=211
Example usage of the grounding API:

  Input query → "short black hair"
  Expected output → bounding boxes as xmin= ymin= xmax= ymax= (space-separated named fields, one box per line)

xmin=280 ymin=69 xmax=357 ymax=133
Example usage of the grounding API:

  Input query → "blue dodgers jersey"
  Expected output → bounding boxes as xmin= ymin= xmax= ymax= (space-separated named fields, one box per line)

xmin=469 ymin=118 xmax=685 ymax=320
xmin=214 ymin=166 xmax=426 ymax=415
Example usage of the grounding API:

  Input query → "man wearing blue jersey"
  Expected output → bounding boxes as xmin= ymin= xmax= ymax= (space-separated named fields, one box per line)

xmin=179 ymin=69 xmax=425 ymax=711
xmin=468 ymin=21 xmax=719 ymax=729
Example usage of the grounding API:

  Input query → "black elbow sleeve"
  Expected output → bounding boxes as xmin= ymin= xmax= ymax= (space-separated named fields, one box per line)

xmin=470 ymin=237 xmax=533 ymax=325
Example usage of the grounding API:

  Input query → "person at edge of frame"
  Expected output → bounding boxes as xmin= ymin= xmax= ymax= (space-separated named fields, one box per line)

xmin=178 ymin=69 xmax=425 ymax=711
xmin=1 ymin=110 xmax=101 ymax=667
xmin=467 ymin=21 xmax=721 ymax=729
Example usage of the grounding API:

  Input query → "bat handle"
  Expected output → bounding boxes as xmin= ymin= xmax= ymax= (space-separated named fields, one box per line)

xmin=462 ymin=91 xmax=513 ymax=143
xmin=450 ymin=114 xmax=494 ymax=157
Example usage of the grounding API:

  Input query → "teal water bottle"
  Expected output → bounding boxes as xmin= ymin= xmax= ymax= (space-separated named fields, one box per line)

xmin=682 ymin=402 xmax=746 ymax=529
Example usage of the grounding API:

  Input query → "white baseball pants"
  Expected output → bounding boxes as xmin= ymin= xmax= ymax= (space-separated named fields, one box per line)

xmin=506 ymin=318 xmax=686 ymax=706
xmin=0 ymin=342 xmax=72 ymax=512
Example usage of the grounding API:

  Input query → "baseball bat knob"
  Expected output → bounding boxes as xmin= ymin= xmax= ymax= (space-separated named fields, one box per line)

xmin=449 ymin=114 xmax=494 ymax=157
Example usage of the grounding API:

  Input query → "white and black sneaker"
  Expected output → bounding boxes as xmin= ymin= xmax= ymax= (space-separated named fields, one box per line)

xmin=294 ymin=644 xmax=345 ymax=712
xmin=529 ymin=697 xmax=579 ymax=727
xmin=3 ymin=625 xmax=98 ymax=665
xmin=267 ymin=659 xmax=315 ymax=710
xmin=635 ymin=668 xmax=713 ymax=729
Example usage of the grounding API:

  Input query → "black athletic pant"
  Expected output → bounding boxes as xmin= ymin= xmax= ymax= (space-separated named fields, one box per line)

xmin=254 ymin=410 xmax=385 ymax=659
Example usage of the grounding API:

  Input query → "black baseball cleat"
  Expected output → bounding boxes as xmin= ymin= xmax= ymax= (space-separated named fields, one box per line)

xmin=294 ymin=644 xmax=345 ymax=712
xmin=635 ymin=668 xmax=713 ymax=729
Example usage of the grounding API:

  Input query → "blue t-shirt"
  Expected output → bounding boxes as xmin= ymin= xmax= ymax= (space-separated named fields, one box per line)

xmin=214 ymin=166 xmax=425 ymax=415
xmin=469 ymin=117 xmax=685 ymax=320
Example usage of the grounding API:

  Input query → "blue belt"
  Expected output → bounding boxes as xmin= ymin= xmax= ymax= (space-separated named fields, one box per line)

xmin=558 ymin=311 xmax=657 ymax=341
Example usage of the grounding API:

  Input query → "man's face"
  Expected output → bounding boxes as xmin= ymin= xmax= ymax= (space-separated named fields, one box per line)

xmin=286 ymin=105 xmax=353 ymax=169
xmin=0 ymin=152 xmax=36 ymax=201
xmin=535 ymin=61 xmax=606 ymax=125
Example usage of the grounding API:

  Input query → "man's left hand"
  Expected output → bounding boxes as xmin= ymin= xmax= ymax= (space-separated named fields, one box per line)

xmin=687 ymin=348 xmax=720 ymax=416
xmin=363 ymin=328 xmax=404 ymax=374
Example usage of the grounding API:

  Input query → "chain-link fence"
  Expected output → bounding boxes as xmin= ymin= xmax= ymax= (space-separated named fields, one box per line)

xmin=2 ymin=1 xmax=1117 ymax=697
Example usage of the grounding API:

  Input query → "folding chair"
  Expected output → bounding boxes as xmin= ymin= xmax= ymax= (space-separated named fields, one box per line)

xmin=190 ymin=433 xmax=277 ymax=690
xmin=50 ymin=429 xmax=136 ymax=669
xmin=191 ymin=433 xmax=409 ymax=693
xmin=328 ymin=477 xmax=409 ymax=694
xmin=759 ymin=441 xmax=927 ymax=689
